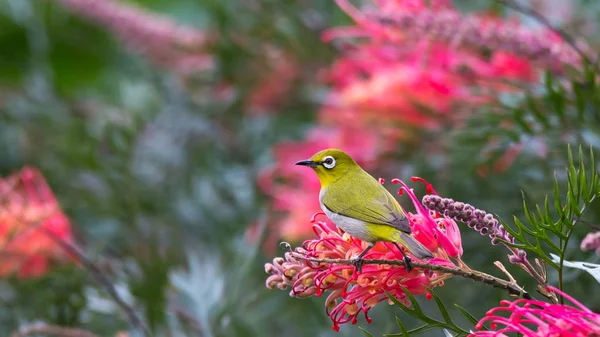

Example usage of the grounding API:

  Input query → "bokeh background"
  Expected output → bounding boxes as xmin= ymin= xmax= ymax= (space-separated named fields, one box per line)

xmin=1 ymin=0 xmax=600 ymax=336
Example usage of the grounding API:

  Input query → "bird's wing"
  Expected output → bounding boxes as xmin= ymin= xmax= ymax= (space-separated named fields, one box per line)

xmin=322 ymin=172 xmax=411 ymax=233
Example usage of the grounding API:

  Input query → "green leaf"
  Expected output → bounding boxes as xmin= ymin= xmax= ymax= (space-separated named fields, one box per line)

xmin=573 ymin=79 xmax=586 ymax=120
xmin=388 ymin=317 xmax=410 ymax=337
xmin=358 ymin=326 xmax=375 ymax=337
xmin=385 ymin=289 xmax=471 ymax=336
xmin=426 ymin=287 xmax=453 ymax=326
xmin=512 ymin=107 xmax=533 ymax=134
xmin=453 ymin=304 xmax=481 ymax=327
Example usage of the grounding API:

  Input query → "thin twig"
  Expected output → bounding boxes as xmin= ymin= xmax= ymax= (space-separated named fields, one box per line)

xmin=494 ymin=261 xmax=517 ymax=283
xmin=10 ymin=322 xmax=99 ymax=337
xmin=496 ymin=0 xmax=596 ymax=70
xmin=289 ymin=252 xmax=535 ymax=300
xmin=42 ymin=228 xmax=152 ymax=337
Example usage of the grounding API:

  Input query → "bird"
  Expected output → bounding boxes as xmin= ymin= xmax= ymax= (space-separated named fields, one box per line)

xmin=295 ymin=149 xmax=434 ymax=273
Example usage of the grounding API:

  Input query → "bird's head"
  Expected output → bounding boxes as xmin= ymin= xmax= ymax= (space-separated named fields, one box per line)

xmin=295 ymin=149 xmax=358 ymax=187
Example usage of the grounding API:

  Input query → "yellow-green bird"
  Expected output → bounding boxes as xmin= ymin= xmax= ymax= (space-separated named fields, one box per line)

xmin=295 ymin=149 xmax=434 ymax=273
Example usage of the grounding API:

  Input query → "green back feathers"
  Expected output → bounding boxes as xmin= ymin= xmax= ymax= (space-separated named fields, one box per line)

xmin=320 ymin=161 xmax=411 ymax=234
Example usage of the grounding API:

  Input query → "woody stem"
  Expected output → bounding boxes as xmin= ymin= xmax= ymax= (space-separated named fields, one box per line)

xmin=290 ymin=252 xmax=541 ymax=301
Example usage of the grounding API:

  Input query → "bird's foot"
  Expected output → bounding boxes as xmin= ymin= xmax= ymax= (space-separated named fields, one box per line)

xmin=351 ymin=256 xmax=364 ymax=274
xmin=404 ymin=256 xmax=413 ymax=273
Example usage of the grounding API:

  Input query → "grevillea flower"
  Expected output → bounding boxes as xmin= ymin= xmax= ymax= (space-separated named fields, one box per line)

xmin=369 ymin=9 xmax=581 ymax=67
xmin=265 ymin=178 xmax=464 ymax=331
xmin=581 ymin=231 xmax=600 ymax=256
xmin=422 ymin=194 xmax=534 ymax=267
xmin=421 ymin=193 xmax=552 ymax=291
xmin=472 ymin=286 xmax=600 ymax=336
xmin=52 ymin=0 xmax=214 ymax=76
xmin=422 ymin=195 xmax=513 ymax=246
xmin=0 ymin=167 xmax=74 ymax=278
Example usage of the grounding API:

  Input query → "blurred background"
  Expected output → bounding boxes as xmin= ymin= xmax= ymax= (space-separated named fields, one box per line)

xmin=1 ymin=0 xmax=600 ymax=336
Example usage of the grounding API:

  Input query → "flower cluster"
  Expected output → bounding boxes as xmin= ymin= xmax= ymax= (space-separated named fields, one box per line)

xmin=422 ymin=195 xmax=512 ymax=245
xmin=422 ymin=195 xmax=533 ymax=266
xmin=365 ymin=7 xmax=586 ymax=69
xmin=320 ymin=0 xmax=562 ymax=143
xmin=472 ymin=286 xmax=600 ymax=336
xmin=265 ymin=178 xmax=463 ymax=331
xmin=0 ymin=167 xmax=74 ymax=278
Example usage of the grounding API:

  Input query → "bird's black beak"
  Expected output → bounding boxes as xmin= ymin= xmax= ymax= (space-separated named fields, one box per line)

xmin=295 ymin=160 xmax=319 ymax=168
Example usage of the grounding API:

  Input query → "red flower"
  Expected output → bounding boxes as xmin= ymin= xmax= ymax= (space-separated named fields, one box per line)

xmin=472 ymin=286 xmax=600 ymax=336
xmin=0 ymin=167 xmax=74 ymax=278
xmin=265 ymin=178 xmax=463 ymax=331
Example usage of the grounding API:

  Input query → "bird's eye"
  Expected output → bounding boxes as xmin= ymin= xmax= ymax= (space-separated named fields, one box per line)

xmin=322 ymin=156 xmax=336 ymax=169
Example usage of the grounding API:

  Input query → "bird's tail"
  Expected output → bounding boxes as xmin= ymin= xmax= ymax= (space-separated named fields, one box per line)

xmin=397 ymin=232 xmax=434 ymax=260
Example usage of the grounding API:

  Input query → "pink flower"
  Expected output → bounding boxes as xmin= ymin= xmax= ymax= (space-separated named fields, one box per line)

xmin=322 ymin=57 xmax=465 ymax=134
xmin=490 ymin=52 xmax=536 ymax=82
xmin=472 ymin=286 xmax=600 ymax=336
xmin=52 ymin=0 xmax=214 ymax=76
xmin=265 ymin=178 xmax=463 ymax=331
xmin=581 ymin=231 xmax=600 ymax=256
xmin=0 ymin=167 xmax=75 ymax=278
xmin=351 ymin=1 xmax=585 ymax=69
xmin=395 ymin=177 xmax=463 ymax=258
xmin=316 ymin=0 xmax=558 ymax=154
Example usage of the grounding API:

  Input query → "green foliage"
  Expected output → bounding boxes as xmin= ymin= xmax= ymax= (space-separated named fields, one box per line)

xmin=454 ymin=62 xmax=600 ymax=175
xmin=1 ymin=265 xmax=89 ymax=330
xmin=500 ymin=145 xmax=599 ymax=272
xmin=361 ymin=288 xmax=479 ymax=337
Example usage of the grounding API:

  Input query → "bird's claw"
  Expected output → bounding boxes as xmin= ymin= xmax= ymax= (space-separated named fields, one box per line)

xmin=352 ymin=256 xmax=364 ymax=274
xmin=404 ymin=256 xmax=413 ymax=273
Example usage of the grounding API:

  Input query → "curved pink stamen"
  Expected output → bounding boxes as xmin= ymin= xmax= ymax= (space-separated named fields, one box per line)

xmin=411 ymin=176 xmax=438 ymax=195
xmin=310 ymin=212 xmax=326 ymax=223
xmin=547 ymin=286 xmax=593 ymax=313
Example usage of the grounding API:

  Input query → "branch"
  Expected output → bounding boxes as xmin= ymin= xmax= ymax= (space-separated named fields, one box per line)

xmin=289 ymin=252 xmax=534 ymax=300
xmin=41 ymin=228 xmax=152 ymax=337
xmin=10 ymin=323 xmax=99 ymax=337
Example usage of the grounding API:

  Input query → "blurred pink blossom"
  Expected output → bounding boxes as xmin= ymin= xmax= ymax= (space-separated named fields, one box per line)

xmin=472 ymin=286 xmax=600 ymax=336
xmin=581 ymin=231 xmax=600 ymax=256
xmin=52 ymin=0 xmax=214 ymax=75
xmin=0 ymin=167 xmax=75 ymax=278
xmin=348 ymin=1 xmax=586 ymax=69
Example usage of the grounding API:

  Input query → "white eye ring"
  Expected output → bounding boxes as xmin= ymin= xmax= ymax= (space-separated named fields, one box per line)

xmin=322 ymin=156 xmax=336 ymax=169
